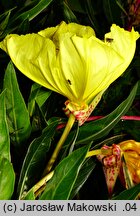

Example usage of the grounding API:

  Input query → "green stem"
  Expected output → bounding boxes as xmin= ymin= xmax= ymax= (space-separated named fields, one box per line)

xmin=43 ymin=113 xmax=75 ymax=175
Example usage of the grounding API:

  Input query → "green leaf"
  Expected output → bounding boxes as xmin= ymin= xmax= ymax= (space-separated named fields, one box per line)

xmin=70 ymin=158 xmax=96 ymax=199
xmin=28 ymin=83 xmax=51 ymax=117
xmin=69 ymin=124 xmax=79 ymax=152
xmin=76 ymin=82 xmax=138 ymax=145
xmin=0 ymin=157 xmax=15 ymax=200
xmin=92 ymin=134 xmax=126 ymax=150
xmin=63 ymin=2 xmax=78 ymax=23
xmin=17 ymin=122 xmax=58 ymax=199
xmin=10 ymin=0 xmax=54 ymax=26
xmin=40 ymin=144 xmax=90 ymax=200
xmin=113 ymin=184 xmax=140 ymax=200
xmin=0 ymin=91 xmax=10 ymax=161
xmin=23 ymin=189 xmax=35 ymax=200
xmin=3 ymin=61 xmax=31 ymax=146
xmin=0 ymin=10 xmax=11 ymax=35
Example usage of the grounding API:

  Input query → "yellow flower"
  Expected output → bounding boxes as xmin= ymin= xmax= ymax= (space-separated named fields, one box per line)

xmin=119 ymin=140 xmax=140 ymax=185
xmin=0 ymin=22 xmax=139 ymax=125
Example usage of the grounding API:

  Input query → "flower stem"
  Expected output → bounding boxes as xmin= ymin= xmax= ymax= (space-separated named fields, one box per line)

xmin=43 ymin=113 xmax=75 ymax=175
xmin=86 ymin=149 xmax=102 ymax=157
xmin=86 ymin=148 xmax=113 ymax=158
xmin=33 ymin=171 xmax=54 ymax=197
xmin=20 ymin=171 xmax=54 ymax=199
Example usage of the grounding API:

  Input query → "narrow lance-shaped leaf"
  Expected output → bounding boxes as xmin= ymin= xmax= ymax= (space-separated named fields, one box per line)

xmin=76 ymin=82 xmax=138 ymax=145
xmin=0 ymin=7 xmax=17 ymax=40
xmin=70 ymin=158 xmax=96 ymax=199
xmin=17 ymin=122 xmax=58 ymax=199
xmin=0 ymin=90 xmax=15 ymax=199
xmin=63 ymin=1 xmax=78 ymax=23
xmin=3 ymin=61 xmax=31 ymax=146
xmin=10 ymin=0 xmax=54 ymax=27
xmin=0 ymin=157 xmax=15 ymax=200
xmin=0 ymin=91 xmax=10 ymax=161
xmin=40 ymin=144 xmax=90 ymax=200
xmin=112 ymin=183 xmax=140 ymax=200
xmin=1 ymin=0 xmax=54 ymax=37
xmin=0 ymin=10 xmax=11 ymax=36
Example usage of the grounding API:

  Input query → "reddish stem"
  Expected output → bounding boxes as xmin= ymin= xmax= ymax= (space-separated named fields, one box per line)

xmin=57 ymin=115 xmax=140 ymax=130
xmin=87 ymin=115 xmax=140 ymax=121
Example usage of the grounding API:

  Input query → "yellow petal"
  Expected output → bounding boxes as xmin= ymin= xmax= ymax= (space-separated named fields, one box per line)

xmin=105 ymin=24 xmax=139 ymax=82
xmin=0 ymin=34 xmax=65 ymax=95
xmin=38 ymin=21 xmax=95 ymax=50
xmin=66 ymin=22 xmax=95 ymax=38
xmin=59 ymin=34 xmax=123 ymax=103
xmin=59 ymin=35 xmax=87 ymax=101
xmin=124 ymin=161 xmax=140 ymax=184
xmin=119 ymin=140 xmax=140 ymax=154
xmin=38 ymin=26 xmax=58 ymax=39
xmin=0 ymin=33 xmax=79 ymax=101
xmin=119 ymin=140 xmax=140 ymax=184
xmin=39 ymin=21 xmax=95 ymax=38
xmin=105 ymin=24 xmax=139 ymax=55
